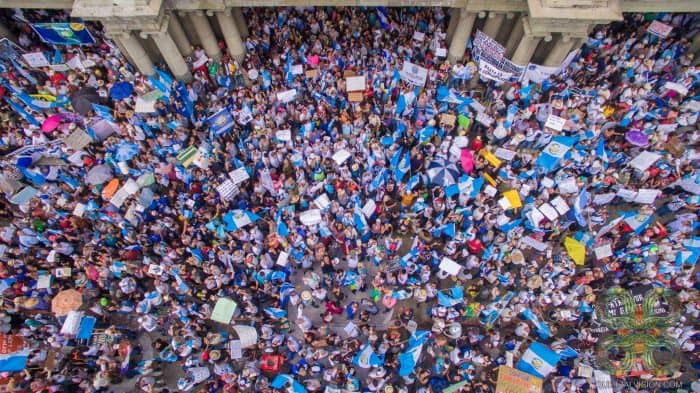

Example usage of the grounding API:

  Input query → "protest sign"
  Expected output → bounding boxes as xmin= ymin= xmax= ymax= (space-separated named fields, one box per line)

xmin=495 ymin=366 xmax=543 ymax=393
xmin=478 ymin=60 xmax=514 ymax=83
xmin=400 ymin=61 xmax=428 ymax=86
xmin=22 ymin=52 xmax=49 ymax=68
xmin=276 ymin=129 xmax=292 ymax=142
xmin=647 ymin=20 xmax=672 ymax=37
xmin=439 ymin=257 xmax=461 ymax=275
xmin=346 ymin=76 xmax=366 ymax=92
xmin=211 ymin=298 xmax=237 ymax=324
xmin=544 ymin=114 xmax=566 ymax=131
xmin=332 ymin=149 xmax=351 ymax=165
xmin=64 ymin=129 xmax=92 ymax=151
xmin=299 ymin=209 xmax=322 ymax=226
xmin=229 ymin=167 xmax=250 ymax=184
xmin=217 ymin=180 xmax=239 ymax=201
xmin=277 ymin=89 xmax=297 ymax=103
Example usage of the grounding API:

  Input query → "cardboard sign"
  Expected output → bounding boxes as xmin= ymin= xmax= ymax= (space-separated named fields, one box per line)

xmin=64 ymin=129 xmax=93 ymax=151
xmin=211 ymin=298 xmax=237 ymax=324
xmin=495 ymin=366 xmax=543 ymax=393
xmin=305 ymin=69 xmax=318 ymax=79
xmin=22 ymin=52 xmax=49 ymax=68
xmin=348 ymin=91 xmax=364 ymax=102
xmin=346 ymin=76 xmax=366 ymax=92
xmin=440 ymin=113 xmax=456 ymax=127
xmin=229 ymin=167 xmax=250 ymax=184
xmin=544 ymin=114 xmax=566 ymax=131
xmin=343 ymin=70 xmax=356 ymax=78
xmin=647 ymin=20 xmax=672 ymax=37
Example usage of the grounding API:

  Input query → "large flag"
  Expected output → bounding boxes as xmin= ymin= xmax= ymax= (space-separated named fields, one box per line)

xmin=270 ymin=374 xmax=307 ymax=393
xmin=4 ymin=97 xmax=40 ymax=127
xmin=398 ymin=330 xmax=430 ymax=376
xmin=0 ymin=334 xmax=29 ymax=372
xmin=623 ymin=211 xmax=653 ymax=234
xmin=516 ymin=342 xmax=561 ymax=378
xmin=521 ymin=308 xmax=551 ymax=340
xmin=208 ymin=108 xmax=235 ymax=136
xmin=353 ymin=344 xmax=384 ymax=368
xmin=377 ymin=7 xmax=391 ymax=30
xmin=437 ymin=286 xmax=464 ymax=307
xmin=222 ymin=210 xmax=261 ymax=231
xmin=573 ymin=188 xmax=589 ymax=227
xmin=31 ymin=23 xmax=95 ymax=45
xmin=535 ymin=136 xmax=575 ymax=172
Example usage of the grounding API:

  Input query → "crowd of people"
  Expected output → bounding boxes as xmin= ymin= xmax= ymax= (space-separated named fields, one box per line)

xmin=0 ymin=6 xmax=698 ymax=393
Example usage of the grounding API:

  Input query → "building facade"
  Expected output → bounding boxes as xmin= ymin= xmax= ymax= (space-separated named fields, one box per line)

xmin=1 ymin=0 xmax=699 ymax=81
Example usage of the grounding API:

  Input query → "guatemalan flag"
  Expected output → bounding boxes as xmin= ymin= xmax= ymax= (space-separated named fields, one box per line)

xmin=377 ymin=7 xmax=391 ymax=30
xmin=270 ymin=374 xmax=307 ymax=393
xmin=516 ymin=342 xmax=561 ymax=378
xmin=623 ymin=211 xmax=653 ymax=234
xmin=208 ymin=108 xmax=235 ymax=136
xmin=398 ymin=330 xmax=430 ymax=376
xmin=535 ymin=136 xmax=575 ymax=172
xmin=222 ymin=210 xmax=261 ymax=231
xmin=437 ymin=286 xmax=464 ymax=307
xmin=353 ymin=344 xmax=384 ymax=368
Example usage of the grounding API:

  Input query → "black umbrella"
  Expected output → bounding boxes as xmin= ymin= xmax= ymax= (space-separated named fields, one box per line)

xmin=70 ymin=87 xmax=101 ymax=115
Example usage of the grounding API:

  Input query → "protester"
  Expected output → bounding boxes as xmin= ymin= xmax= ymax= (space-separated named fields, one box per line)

xmin=0 ymin=6 xmax=698 ymax=393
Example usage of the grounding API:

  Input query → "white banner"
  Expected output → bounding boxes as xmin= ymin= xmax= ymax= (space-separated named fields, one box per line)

xmin=473 ymin=30 xmax=505 ymax=59
xmin=277 ymin=89 xmax=297 ymax=103
xmin=400 ymin=61 xmax=429 ymax=86
xmin=647 ymin=20 xmax=672 ymax=38
xmin=22 ymin=52 xmax=49 ymax=68
xmin=524 ymin=63 xmax=559 ymax=84
xmin=478 ymin=60 xmax=514 ymax=83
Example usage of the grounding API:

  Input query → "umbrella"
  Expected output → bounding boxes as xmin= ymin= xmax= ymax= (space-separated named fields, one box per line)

xmin=52 ymin=289 xmax=83 ymax=316
xmin=41 ymin=114 xmax=62 ymax=133
xmin=113 ymin=142 xmax=140 ymax=162
xmin=85 ymin=164 xmax=113 ymax=185
xmin=70 ymin=87 xmax=101 ymax=115
xmin=460 ymin=149 xmax=474 ymax=174
xmin=426 ymin=158 xmax=460 ymax=186
xmin=625 ymin=130 xmax=649 ymax=147
xmin=109 ymin=82 xmax=134 ymax=100
xmin=90 ymin=119 xmax=118 ymax=141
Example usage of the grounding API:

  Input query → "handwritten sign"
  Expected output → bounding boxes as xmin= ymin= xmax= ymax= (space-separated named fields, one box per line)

xmin=647 ymin=20 xmax=672 ymax=37
xmin=217 ymin=179 xmax=239 ymax=201
xmin=332 ymin=149 xmax=351 ymax=165
xmin=22 ymin=52 xmax=49 ymax=68
xmin=439 ymin=257 xmax=461 ymax=275
xmin=544 ymin=114 xmax=566 ymax=131
xmin=229 ymin=167 xmax=250 ymax=184
xmin=276 ymin=129 xmax=291 ymax=142
xmin=346 ymin=76 xmax=366 ymax=92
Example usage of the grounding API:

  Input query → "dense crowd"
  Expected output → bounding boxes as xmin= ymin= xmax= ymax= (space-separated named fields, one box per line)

xmin=0 ymin=6 xmax=698 ymax=393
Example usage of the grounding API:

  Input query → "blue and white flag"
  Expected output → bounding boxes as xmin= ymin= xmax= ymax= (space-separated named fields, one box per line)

xmin=270 ymin=374 xmax=307 ymax=393
xmin=208 ymin=108 xmax=235 ymax=136
xmin=623 ymin=211 xmax=653 ymax=234
xmin=4 ymin=97 xmax=40 ymax=127
xmin=369 ymin=168 xmax=388 ymax=192
xmin=596 ymin=137 xmax=609 ymax=167
xmin=436 ymin=85 xmax=469 ymax=105
xmin=406 ymin=174 xmax=420 ymax=191
xmin=398 ymin=330 xmax=430 ymax=376
xmin=574 ymin=188 xmax=589 ymax=227
xmin=222 ymin=210 xmax=261 ymax=231
xmin=437 ymin=286 xmax=464 ymax=307
xmin=516 ymin=342 xmax=561 ymax=378
xmin=32 ymin=23 xmax=95 ymax=45
xmin=391 ymin=150 xmax=411 ymax=182
xmin=353 ymin=344 xmax=384 ymax=368
xmin=377 ymin=7 xmax=391 ymax=30
xmin=521 ymin=308 xmax=551 ymax=340
xmin=354 ymin=208 xmax=368 ymax=234
xmin=264 ymin=307 xmax=287 ymax=319
xmin=535 ymin=136 xmax=575 ymax=172
xmin=92 ymin=103 xmax=113 ymax=122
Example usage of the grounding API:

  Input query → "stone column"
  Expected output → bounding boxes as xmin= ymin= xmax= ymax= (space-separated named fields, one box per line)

xmin=504 ymin=16 xmax=524 ymax=58
xmin=446 ymin=8 xmax=459 ymax=45
xmin=216 ymin=10 xmax=245 ymax=62
xmin=151 ymin=32 xmax=192 ymax=82
xmin=168 ymin=13 xmax=192 ymax=57
xmin=232 ymin=7 xmax=249 ymax=39
xmin=690 ymin=32 xmax=700 ymax=56
xmin=482 ymin=12 xmax=505 ymax=41
xmin=543 ymin=34 xmax=579 ymax=67
xmin=512 ymin=34 xmax=542 ymax=65
xmin=447 ymin=9 xmax=476 ymax=64
xmin=0 ymin=23 xmax=17 ymax=43
xmin=114 ymin=32 xmax=154 ymax=76
xmin=189 ymin=10 xmax=221 ymax=61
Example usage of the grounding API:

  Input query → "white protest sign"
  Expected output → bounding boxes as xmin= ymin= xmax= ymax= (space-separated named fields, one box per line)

xmin=634 ymin=189 xmax=660 ymax=204
xmin=232 ymin=325 xmax=259 ymax=348
xmin=73 ymin=203 xmax=86 ymax=217
xmin=436 ymin=47 xmax=447 ymax=57
xmin=616 ymin=188 xmax=637 ymax=201
xmin=538 ymin=203 xmax=559 ymax=221
xmin=60 ymin=311 xmax=83 ymax=335
xmin=439 ymin=257 xmax=461 ymax=276
xmin=412 ymin=31 xmax=425 ymax=42
xmin=656 ymin=123 xmax=678 ymax=133
xmin=478 ymin=60 xmax=514 ymax=83
xmin=277 ymin=89 xmax=297 ymax=103
xmin=400 ymin=61 xmax=428 ymax=86
xmin=594 ymin=244 xmax=613 ymax=260
xmin=299 ymin=209 xmax=322 ymax=226
xmin=362 ymin=199 xmax=376 ymax=217
xmin=291 ymin=64 xmax=304 ymax=75
xmin=229 ymin=340 xmax=243 ymax=359
xmin=524 ymin=63 xmax=559 ymax=84
xmin=558 ymin=177 xmax=578 ymax=194
xmin=216 ymin=180 xmax=239 ymax=201
xmin=332 ymin=149 xmax=351 ymax=165
xmin=148 ymin=264 xmax=164 ymax=276
xmin=276 ymin=129 xmax=291 ymax=141
xmin=521 ymin=236 xmax=548 ymax=252
xmin=528 ymin=208 xmax=546 ymax=227
xmin=135 ymin=97 xmax=157 ymax=113
xmin=494 ymin=148 xmax=516 ymax=161
xmin=475 ymin=111 xmax=494 ymax=127
xmin=37 ymin=275 xmax=51 ymax=289
xmin=55 ymin=267 xmax=71 ymax=278
xmin=22 ymin=52 xmax=49 ymax=68
xmin=346 ymin=76 xmax=366 ymax=92
xmin=544 ymin=114 xmax=566 ymax=131
xmin=66 ymin=56 xmax=83 ymax=70
xmin=229 ymin=167 xmax=250 ymax=184
xmin=647 ymin=20 xmax=672 ymax=37
xmin=276 ymin=251 xmax=289 ymax=267
xmin=50 ymin=64 xmax=70 ymax=72
xmin=550 ymin=196 xmax=570 ymax=215
xmin=593 ymin=193 xmax=616 ymax=205
xmin=628 ymin=151 xmax=661 ymax=172
xmin=541 ymin=177 xmax=554 ymax=189
xmin=313 ymin=193 xmax=331 ymax=210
